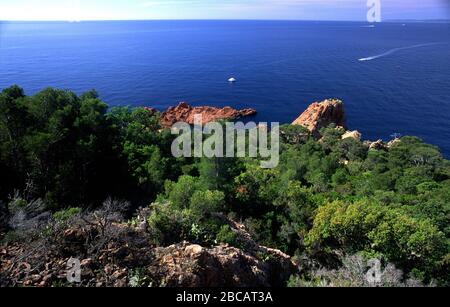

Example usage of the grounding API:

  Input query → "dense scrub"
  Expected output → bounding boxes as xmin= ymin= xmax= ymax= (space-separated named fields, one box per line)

xmin=1 ymin=86 xmax=449 ymax=286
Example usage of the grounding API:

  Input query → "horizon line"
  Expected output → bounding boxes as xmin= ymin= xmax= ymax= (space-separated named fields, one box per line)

xmin=1 ymin=18 xmax=448 ymax=23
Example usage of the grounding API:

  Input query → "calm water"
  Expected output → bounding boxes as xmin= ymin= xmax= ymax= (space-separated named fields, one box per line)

xmin=1 ymin=20 xmax=449 ymax=155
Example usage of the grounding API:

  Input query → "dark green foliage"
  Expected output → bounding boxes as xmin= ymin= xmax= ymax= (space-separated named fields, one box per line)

xmin=146 ymin=175 xmax=225 ymax=246
xmin=107 ymin=106 xmax=182 ymax=200
xmin=1 ymin=85 xmax=449 ymax=285
xmin=305 ymin=200 xmax=446 ymax=281
xmin=0 ymin=86 xmax=123 ymax=207
xmin=0 ymin=86 xmax=183 ymax=207
xmin=279 ymin=124 xmax=310 ymax=146
xmin=216 ymin=224 xmax=238 ymax=246
xmin=53 ymin=207 xmax=82 ymax=222
xmin=147 ymin=202 xmax=193 ymax=246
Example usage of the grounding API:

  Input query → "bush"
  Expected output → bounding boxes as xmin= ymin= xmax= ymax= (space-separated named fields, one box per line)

xmin=306 ymin=200 xmax=447 ymax=281
xmin=216 ymin=225 xmax=238 ymax=246
xmin=190 ymin=190 xmax=224 ymax=219
xmin=163 ymin=176 xmax=206 ymax=209
xmin=288 ymin=255 xmax=423 ymax=287
xmin=53 ymin=207 xmax=81 ymax=222
xmin=147 ymin=202 xmax=193 ymax=246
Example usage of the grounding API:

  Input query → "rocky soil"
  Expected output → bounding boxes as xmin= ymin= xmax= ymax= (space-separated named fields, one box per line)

xmin=0 ymin=212 xmax=296 ymax=287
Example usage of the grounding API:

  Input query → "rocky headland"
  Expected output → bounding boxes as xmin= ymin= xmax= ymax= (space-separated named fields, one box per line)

xmin=292 ymin=98 xmax=346 ymax=138
xmin=149 ymin=98 xmax=389 ymax=150
xmin=292 ymin=98 xmax=397 ymax=149
xmin=155 ymin=102 xmax=257 ymax=128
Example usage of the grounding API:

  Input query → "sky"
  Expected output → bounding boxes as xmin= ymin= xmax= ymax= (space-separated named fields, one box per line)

xmin=0 ymin=0 xmax=449 ymax=21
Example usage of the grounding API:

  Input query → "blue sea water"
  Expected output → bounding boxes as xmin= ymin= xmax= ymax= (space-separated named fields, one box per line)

xmin=0 ymin=20 xmax=449 ymax=156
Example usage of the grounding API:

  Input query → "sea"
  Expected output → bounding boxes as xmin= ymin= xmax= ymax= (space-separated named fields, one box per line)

xmin=0 ymin=20 xmax=449 ymax=156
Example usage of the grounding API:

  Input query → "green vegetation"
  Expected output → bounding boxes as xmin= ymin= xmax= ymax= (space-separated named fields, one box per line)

xmin=53 ymin=207 xmax=82 ymax=222
xmin=0 ymin=86 xmax=449 ymax=286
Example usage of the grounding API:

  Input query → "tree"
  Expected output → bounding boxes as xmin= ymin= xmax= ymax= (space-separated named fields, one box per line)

xmin=190 ymin=190 xmax=224 ymax=219
xmin=306 ymin=200 xmax=447 ymax=280
xmin=0 ymin=87 xmax=125 ymax=208
xmin=162 ymin=175 xmax=206 ymax=210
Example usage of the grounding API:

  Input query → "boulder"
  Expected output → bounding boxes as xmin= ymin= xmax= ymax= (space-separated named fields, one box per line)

xmin=387 ymin=138 xmax=401 ymax=148
xmin=148 ymin=241 xmax=295 ymax=287
xmin=368 ymin=139 xmax=387 ymax=151
xmin=342 ymin=130 xmax=362 ymax=141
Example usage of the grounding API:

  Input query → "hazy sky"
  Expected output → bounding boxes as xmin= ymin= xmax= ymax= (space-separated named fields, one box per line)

xmin=0 ymin=0 xmax=449 ymax=21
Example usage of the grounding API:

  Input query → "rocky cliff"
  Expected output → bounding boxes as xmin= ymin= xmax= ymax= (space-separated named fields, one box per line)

xmin=159 ymin=102 xmax=257 ymax=127
xmin=292 ymin=99 xmax=346 ymax=138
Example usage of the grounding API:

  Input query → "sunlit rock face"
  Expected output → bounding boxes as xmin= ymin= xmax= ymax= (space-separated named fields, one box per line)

xmin=292 ymin=99 xmax=346 ymax=138
xmin=159 ymin=102 xmax=257 ymax=127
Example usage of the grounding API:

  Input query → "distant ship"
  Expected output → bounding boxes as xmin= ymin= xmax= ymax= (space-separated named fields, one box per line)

xmin=228 ymin=77 xmax=237 ymax=83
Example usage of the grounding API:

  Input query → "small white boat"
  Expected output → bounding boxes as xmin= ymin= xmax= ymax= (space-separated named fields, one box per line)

xmin=228 ymin=77 xmax=237 ymax=83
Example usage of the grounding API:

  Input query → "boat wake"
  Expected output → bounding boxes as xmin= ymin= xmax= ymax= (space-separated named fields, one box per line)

xmin=358 ymin=42 xmax=445 ymax=62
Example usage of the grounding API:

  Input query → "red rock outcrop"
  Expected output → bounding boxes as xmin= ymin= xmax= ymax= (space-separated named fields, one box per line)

xmin=160 ymin=102 xmax=256 ymax=127
xmin=148 ymin=217 xmax=296 ymax=287
xmin=292 ymin=99 xmax=346 ymax=138
xmin=149 ymin=241 xmax=295 ymax=287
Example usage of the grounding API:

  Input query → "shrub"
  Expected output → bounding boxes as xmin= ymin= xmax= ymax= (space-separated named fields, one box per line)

xmin=53 ymin=207 xmax=81 ymax=222
xmin=288 ymin=255 xmax=423 ymax=287
xmin=216 ymin=225 xmax=238 ymax=246
xmin=163 ymin=176 xmax=205 ymax=209
xmin=190 ymin=190 xmax=224 ymax=219
xmin=305 ymin=200 xmax=447 ymax=281
xmin=147 ymin=202 xmax=193 ymax=246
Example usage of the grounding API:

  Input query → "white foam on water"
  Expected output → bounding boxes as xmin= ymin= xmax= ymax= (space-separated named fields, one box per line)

xmin=358 ymin=42 xmax=446 ymax=62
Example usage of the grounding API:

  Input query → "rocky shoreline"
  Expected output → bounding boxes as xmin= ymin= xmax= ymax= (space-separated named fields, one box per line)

xmin=152 ymin=98 xmax=398 ymax=150
xmin=291 ymin=99 xmax=400 ymax=150
xmin=146 ymin=102 xmax=257 ymax=128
